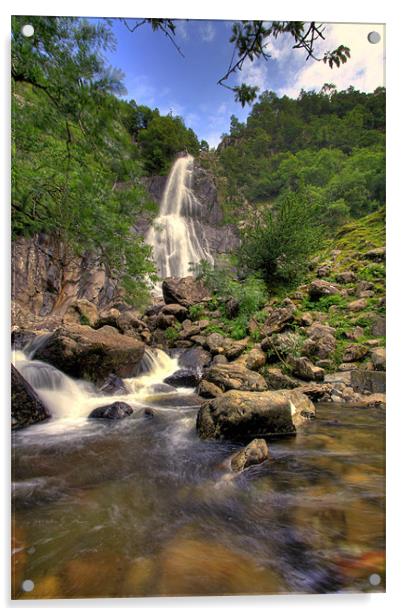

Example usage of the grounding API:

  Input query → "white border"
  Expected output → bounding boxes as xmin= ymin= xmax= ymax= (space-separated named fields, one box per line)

xmin=1 ymin=1 xmax=401 ymax=614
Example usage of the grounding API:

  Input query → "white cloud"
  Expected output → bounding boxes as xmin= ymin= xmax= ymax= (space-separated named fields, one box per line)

xmin=279 ymin=23 xmax=385 ymax=98
xmin=237 ymin=57 xmax=269 ymax=91
xmin=175 ymin=20 xmax=189 ymax=40
xmin=126 ymin=75 xmax=156 ymax=106
xmin=199 ymin=21 xmax=216 ymax=43
xmin=203 ymin=131 xmax=223 ymax=148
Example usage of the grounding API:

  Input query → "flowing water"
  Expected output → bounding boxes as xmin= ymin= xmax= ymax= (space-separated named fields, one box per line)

xmin=11 ymin=349 xmax=385 ymax=599
xmin=145 ymin=154 xmax=214 ymax=280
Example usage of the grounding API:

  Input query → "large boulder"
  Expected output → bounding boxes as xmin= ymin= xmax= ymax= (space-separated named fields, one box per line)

xmin=88 ymin=401 xmax=133 ymax=420
xmin=160 ymin=304 xmax=189 ymax=322
xmin=197 ymin=389 xmax=315 ymax=441
xmin=229 ymin=439 xmax=269 ymax=472
xmin=33 ymin=324 xmax=144 ymax=384
xmin=162 ymin=277 xmax=210 ymax=308
xmin=350 ymin=370 xmax=386 ymax=394
xmin=203 ymin=363 xmax=268 ymax=393
xmin=178 ymin=347 xmax=212 ymax=371
xmin=197 ymin=379 xmax=224 ymax=399
xmin=11 ymin=364 xmax=51 ymax=430
xmin=164 ymin=368 xmax=201 ymax=388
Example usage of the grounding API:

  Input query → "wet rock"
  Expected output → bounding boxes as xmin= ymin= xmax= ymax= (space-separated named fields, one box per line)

xmin=178 ymin=346 xmax=211 ymax=371
xmin=89 ymin=401 xmax=133 ymax=420
xmin=336 ymin=271 xmax=357 ymax=284
xmin=147 ymin=383 xmax=176 ymax=394
xmin=197 ymin=379 xmax=224 ymax=399
xmin=197 ymin=389 xmax=315 ymax=441
xmin=371 ymin=347 xmax=386 ymax=371
xmin=309 ymin=279 xmax=340 ymax=301
xmin=11 ymin=328 xmax=38 ymax=350
xmin=347 ymin=298 xmax=368 ymax=312
xmin=161 ymin=304 xmax=188 ymax=322
xmin=229 ymin=439 xmax=269 ymax=472
xmin=33 ymin=324 xmax=144 ymax=384
xmin=63 ymin=299 xmax=99 ymax=327
xmin=164 ymin=368 xmax=201 ymax=388
xmin=342 ymin=344 xmax=369 ymax=363
xmin=142 ymin=407 xmax=162 ymax=418
xmin=364 ymin=247 xmax=385 ymax=261
xmin=162 ymin=276 xmax=210 ymax=308
xmin=264 ymin=368 xmax=300 ymax=390
xmin=289 ymin=357 xmax=325 ymax=382
xmin=99 ymin=374 xmax=128 ymax=395
xmin=11 ymin=364 xmax=51 ymax=430
xmin=263 ymin=299 xmax=296 ymax=335
xmin=205 ymin=333 xmax=226 ymax=354
xmin=351 ymin=370 xmax=386 ymax=394
xmin=203 ymin=363 xmax=268 ymax=393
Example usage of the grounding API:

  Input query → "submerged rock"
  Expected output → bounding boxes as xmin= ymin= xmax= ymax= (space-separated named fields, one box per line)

xmin=203 ymin=363 xmax=268 ymax=393
xmin=33 ymin=324 xmax=144 ymax=384
xmin=197 ymin=389 xmax=315 ymax=441
xmin=11 ymin=364 xmax=51 ymax=430
xmin=89 ymin=401 xmax=133 ymax=420
xmin=229 ymin=438 xmax=269 ymax=472
xmin=99 ymin=374 xmax=128 ymax=396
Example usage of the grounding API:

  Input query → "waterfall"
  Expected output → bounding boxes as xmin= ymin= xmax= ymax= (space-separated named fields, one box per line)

xmin=146 ymin=154 xmax=214 ymax=279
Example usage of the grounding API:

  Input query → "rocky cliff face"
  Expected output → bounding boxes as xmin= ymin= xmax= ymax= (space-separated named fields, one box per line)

xmin=12 ymin=233 xmax=120 ymax=321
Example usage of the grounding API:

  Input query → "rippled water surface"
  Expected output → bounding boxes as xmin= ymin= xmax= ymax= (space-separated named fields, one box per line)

xmin=12 ymin=399 xmax=385 ymax=599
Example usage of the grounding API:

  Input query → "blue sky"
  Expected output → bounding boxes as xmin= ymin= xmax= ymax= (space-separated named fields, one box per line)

xmin=101 ymin=19 xmax=385 ymax=147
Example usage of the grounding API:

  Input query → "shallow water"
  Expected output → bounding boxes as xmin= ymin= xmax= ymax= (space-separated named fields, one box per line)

xmin=12 ymin=391 xmax=385 ymax=599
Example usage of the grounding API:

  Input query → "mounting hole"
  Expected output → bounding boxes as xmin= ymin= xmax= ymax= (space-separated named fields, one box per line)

xmin=369 ymin=573 xmax=381 ymax=586
xmin=22 ymin=579 xmax=35 ymax=592
xmin=22 ymin=24 xmax=34 ymax=38
xmin=367 ymin=31 xmax=381 ymax=44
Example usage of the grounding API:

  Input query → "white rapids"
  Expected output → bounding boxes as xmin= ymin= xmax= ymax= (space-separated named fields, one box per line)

xmin=145 ymin=154 xmax=214 ymax=280
xmin=11 ymin=346 xmax=182 ymax=434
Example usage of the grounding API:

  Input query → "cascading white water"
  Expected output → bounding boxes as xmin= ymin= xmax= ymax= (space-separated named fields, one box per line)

xmin=12 ymin=346 xmax=180 ymax=432
xmin=146 ymin=154 xmax=214 ymax=279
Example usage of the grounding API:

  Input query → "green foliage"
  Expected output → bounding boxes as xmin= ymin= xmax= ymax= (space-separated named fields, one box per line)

xmin=239 ymin=191 xmax=324 ymax=286
xmin=188 ymin=304 xmax=205 ymax=321
xmin=138 ymin=114 xmax=200 ymax=174
xmin=12 ymin=16 xmax=159 ymax=305
xmin=164 ymin=325 xmax=181 ymax=344
xmin=79 ymin=314 xmax=91 ymax=326
xmin=358 ymin=263 xmax=386 ymax=281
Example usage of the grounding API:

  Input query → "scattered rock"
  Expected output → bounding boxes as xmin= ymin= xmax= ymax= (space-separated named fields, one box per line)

xmin=205 ymin=333 xmax=226 ymax=354
xmin=371 ymin=347 xmax=386 ymax=371
xmin=178 ymin=347 xmax=211 ymax=371
xmin=197 ymin=389 xmax=315 ymax=441
xmin=197 ymin=379 xmax=224 ymax=399
xmin=302 ymin=333 xmax=336 ymax=360
xmin=63 ymin=299 xmax=99 ymax=328
xmin=339 ymin=363 xmax=358 ymax=372
xmin=88 ymin=401 xmax=133 ymax=420
xmin=225 ymin=298 xmax=240 ymax=318
xmin=289 ymin=357 xmax=325 ymax=382
xmin=155 ymin=313 xmax=176 ymax=330
xmin=161 ymin=304 xmax=188 ymax=322
xmin=211 ymin=354 xmax=228 ymax=365
xmin=244 ymin=347 xmax=266 ymax=371
xmin=11 ymin=364 xmax=51 ymax=430
xmin=203 ymin=363 xmax=268 ymax=393
xmin=316 ymin=265 xmax=331 ymax=278
xmin=297 ymin=312 xmax=314 ymax=327
xmin=33 ymin=324 xmax=144 ymax=384
xmin=342 ymin=344 xmax=369 ymax=363
xmin=347 ymin=298 xmax=368 ymax=312
xmin=336 ymin=271 xmax=357 ymax=284
xmin=372 ymin=316 xmax=385 ymax=337
xmin=229 ymin=439 xmax=269 ymax=472
xmin=306 ymin=322 xmax=336 ymax=338
xmin=263 ymin=299 xmax=296 ymax=335
xmin=95 ymin=308 xmax=120 ymax=329
xmin=162 ymin=276 xmax=210 ymax=308
xmin=224 ymin=339 xmax=248 ymax=360
xmin=309 ymin=280 xmax=340 ymax=301
xmin=364 ymin=247 xmax=385 ymax=261
xmin=344 ymin=326 xmax=365 ymax=340
xmin=293 ymin=383 xmax=333 ymax=402
xmin=264 ymin=368 xmax=300 ymax=390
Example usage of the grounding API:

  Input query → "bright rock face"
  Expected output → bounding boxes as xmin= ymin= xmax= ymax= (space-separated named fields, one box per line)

xmin=146 ymin=155 xmax=214 ymax=279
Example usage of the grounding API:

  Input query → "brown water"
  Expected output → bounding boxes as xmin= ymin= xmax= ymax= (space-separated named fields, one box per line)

xmin=12 ymin=398 xmax=385 ymax=599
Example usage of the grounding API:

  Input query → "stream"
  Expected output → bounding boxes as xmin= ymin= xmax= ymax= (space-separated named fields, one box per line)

xmin=11 ymin=347 xmax=385 ymax=599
